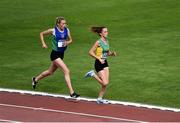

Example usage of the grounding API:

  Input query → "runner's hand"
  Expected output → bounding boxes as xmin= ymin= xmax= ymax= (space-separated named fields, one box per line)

xmin=111 ymin=51 xmax=116 ymax=56
xmin=42 ymin=44 xmax=48 ymax=49
xmin=63 ymin=42 xmax=67 ymax=47
xmin=98 ymin=58 xmax=105 ymax=64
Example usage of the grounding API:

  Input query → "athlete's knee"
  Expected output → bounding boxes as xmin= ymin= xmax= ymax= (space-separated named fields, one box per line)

xmin=103 ymin=83 xmax=108 ymax=86
xmin=64 ymin=68 xmax=70 ymax=75
xmin=102 ymin=80 xmax=109 ymax=86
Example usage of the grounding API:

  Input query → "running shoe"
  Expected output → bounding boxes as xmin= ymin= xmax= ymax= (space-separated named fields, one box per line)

xmin=85 ymin=70 xmax=95 ymax=78
xmin=70 ymin=92 xmax=80 ymax=98
xmin=97 ymin=98 xmax=110 ymax=104
xmin=32 ymin=77 xmax=38 ymax=89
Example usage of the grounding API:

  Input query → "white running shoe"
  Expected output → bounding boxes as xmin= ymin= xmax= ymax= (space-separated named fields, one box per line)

xmin=97 ymin=98 xmax=110 ymax=104
xmin=32 ymin=77 xmax=38 ymax=89
xmin=85 ymin=70 xmax=95 ymax=78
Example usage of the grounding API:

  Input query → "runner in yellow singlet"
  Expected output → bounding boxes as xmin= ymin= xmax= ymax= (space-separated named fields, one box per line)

xmin=85 ymin=26 xmax=116 ymax=104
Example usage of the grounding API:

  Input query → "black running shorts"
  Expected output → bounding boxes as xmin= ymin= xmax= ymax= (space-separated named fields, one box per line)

xmin=94 ymin=59 xmax=108 ymax=73
xmin=50 ymin=50 xmax=64 ymax=61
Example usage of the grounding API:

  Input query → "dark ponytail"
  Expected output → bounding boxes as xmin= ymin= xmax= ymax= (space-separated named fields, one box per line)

xmin=91 ymin=26 xmax=106 ymax=36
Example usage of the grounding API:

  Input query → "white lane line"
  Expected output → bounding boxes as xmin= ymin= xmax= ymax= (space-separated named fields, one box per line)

xmin=0 ymin=103 xmax=145 ymax=122
xmin=0 ymin=119 xmax=21 ymax=123
xmin=0 ymin=88 xmax=180 ymax=112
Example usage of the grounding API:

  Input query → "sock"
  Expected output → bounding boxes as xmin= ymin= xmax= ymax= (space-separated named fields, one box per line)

xmin=97 ymin=97 xmax=102 ymax=100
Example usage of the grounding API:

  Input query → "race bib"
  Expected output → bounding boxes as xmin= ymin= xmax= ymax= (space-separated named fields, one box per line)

xmin=58 ymin=40 xmax=65 ymax=47
xmin=102 ymin=51 xmax=108 ymax=59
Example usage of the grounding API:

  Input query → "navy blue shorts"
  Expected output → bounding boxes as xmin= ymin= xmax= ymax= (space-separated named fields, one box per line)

xmin=50 ymin=50 xmax=64 ymax=61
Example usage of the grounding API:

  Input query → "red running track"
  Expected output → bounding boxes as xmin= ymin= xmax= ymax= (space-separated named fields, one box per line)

xmin=0 ymin=92 xmax=180 ymax=122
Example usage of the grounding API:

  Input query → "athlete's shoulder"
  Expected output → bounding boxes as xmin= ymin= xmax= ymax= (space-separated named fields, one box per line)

xmin=65 ymin=27 xmax=70 ymax=35
xmin=49 ymin=28 xmax=54 ymax=31
xmin=95 ymin=40 xmax=100 ymax=46
xmin=65 ymin=27 xmax=70 ymax=32
xmin=50 ymin=28 xmax=55 ymax=35
xmin=97 ymin=39 xmax=102 ymax=43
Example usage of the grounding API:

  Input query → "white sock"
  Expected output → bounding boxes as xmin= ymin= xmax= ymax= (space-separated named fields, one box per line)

xmin=97 ymin=97 xmax=102 ymax=100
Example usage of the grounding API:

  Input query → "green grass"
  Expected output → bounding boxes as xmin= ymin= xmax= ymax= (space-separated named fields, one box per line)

xmin=0 ymin=0 xmax=180 ymax=108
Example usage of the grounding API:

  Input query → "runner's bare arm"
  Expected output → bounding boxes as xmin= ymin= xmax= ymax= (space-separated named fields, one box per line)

xmin=108 ymin=51 xmax=116 ymax=56
xmin=65 ymin=28 xmax=72 ymax=46
xmin=89 ymin=41 xmax=104 ymax=63
xmin=40 ymin=28 xmax=53 ymax=48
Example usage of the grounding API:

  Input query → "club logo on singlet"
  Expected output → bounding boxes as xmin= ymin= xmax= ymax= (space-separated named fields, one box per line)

xmin=61 ymin=34 xmax=65 ymax=38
